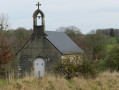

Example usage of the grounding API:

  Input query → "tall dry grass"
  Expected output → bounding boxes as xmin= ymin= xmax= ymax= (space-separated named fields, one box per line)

xmin=0 ymin=71 xmax=119 ymax=90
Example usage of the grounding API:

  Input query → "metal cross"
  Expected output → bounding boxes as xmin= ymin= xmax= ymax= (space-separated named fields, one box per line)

xmin=36 ymin=2 xmax=41 ymax=10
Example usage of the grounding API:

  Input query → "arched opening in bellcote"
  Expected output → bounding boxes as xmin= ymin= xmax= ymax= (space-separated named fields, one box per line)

xmin=37 ymin=13 xmax=42 ymax=26
xmin=31 ymin=2 xmax=47 ymax=38
xmin=33 ymin=10 xmax=45 ymax=27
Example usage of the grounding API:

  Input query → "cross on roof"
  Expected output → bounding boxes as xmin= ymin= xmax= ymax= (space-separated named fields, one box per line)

xmin=36 ymin=2 xmax=41 ymax=10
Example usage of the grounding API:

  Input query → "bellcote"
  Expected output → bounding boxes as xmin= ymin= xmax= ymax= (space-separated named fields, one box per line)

xmin=32 ymin=2 xmax=47 ymax=38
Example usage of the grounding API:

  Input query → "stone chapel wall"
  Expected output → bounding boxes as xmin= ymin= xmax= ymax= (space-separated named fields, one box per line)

xmin=18 ymin=37 xmax=62 ymax=77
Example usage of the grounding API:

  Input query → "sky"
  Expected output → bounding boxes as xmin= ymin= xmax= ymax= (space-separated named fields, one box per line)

xmin=0 ymin=0 xmax=119 ymax=34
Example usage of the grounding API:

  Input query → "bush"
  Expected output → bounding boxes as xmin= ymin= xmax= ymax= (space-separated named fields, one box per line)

xmin=53 ymin=58 xmax=97 ymax=79
xmin=79 ymin=60 xmax=97 ymax=78
xmin=105 ymin=46 xmax=119 ymax=71
xmin=94 ymin=59 xmax=107 ymax=72
xmin=53 ymin=61 xmax=78 ymax=79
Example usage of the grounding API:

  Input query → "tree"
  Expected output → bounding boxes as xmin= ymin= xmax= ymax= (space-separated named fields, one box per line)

xmin=116 ymin=38 xmax=119 ymax=44
xmin=56 ymin=26 xmax=82 ymax=38
xmin=0 ymin=37 xmax=13 ymax=68
xmin=85 ymin=32 xmax=107 ymax=60
xmin=110 ymin=28 xmax=115 ymax=37
xmin=105 ymin=46 xmax=119 ymax=71
xmin=13 ymin=27 xmax=31 ymax=51
xmin=0 ymin=13 xmax=9 ymax=31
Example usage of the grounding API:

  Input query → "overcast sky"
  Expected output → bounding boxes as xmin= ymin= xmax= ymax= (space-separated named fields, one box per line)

xmin=0 ymin=0 xmax=119 ymax=34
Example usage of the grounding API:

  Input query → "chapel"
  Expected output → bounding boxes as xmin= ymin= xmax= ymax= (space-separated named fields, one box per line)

xmin=17 ymin=2 xmax=83 ymax=78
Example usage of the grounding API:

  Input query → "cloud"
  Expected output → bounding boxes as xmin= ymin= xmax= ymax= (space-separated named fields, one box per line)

xmin=0 ymin=0 xmax=119 ymax=33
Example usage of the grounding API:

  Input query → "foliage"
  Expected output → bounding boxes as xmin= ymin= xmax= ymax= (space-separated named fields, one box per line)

xmin=0 ymin=27 xmax=32 ymax=74
xmin=79 ymin=59 xmax=97 ymax=78
xmin=0 ymin=37 xmax=13 ymax=78
xmin=106 ymin=44 xmax=118 ymax=53
xmin=94 ymin=59 xmax=107 ymax=72
xmin=0 ymin=38 xmax=13 ymax=67
xmin=110 ymin=29 xmax=115 ymax=37
xmin=108 ymin=37 xmax=117 ymax=44
xmin=116 ymin=38 xmax=119 ymax=44
xmin=53 ymin=57 xmax=97 ymax=79
xmin=0 ymin=79 xmax=8 ymax=86
xmin=13 ymin=27 xmax=32 ymax=51
xmin=98 ymin=28 xmax=119 ymax=37
xmin=105 ymin=46 xmax=119 ymax=71
xmin=54 ymin=61 xmax=78 ymax=79
xmin=85 ymin=32 xmax=107 ymax=60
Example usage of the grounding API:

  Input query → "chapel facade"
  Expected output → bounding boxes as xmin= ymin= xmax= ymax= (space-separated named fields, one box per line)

xmin=17 ymin=2 xmax=83 ymax=78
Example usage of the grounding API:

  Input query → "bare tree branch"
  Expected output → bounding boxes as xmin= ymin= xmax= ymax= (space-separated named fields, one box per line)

xmin=0 ymin=13 xmax=9 ymax=30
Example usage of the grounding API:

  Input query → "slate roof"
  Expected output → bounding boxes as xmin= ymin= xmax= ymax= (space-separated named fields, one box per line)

xmin=46 ymin=31 xmax=84 ymax=55
xmin=16 ymin=31 xmax=84 ymax=55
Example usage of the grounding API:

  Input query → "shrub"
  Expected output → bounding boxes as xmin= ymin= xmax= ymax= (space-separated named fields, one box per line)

xmin=79 ymin=60 xmax=97 ymax=78
xmin=94 ymin=59 xmax=107 ymax=72
xmin=53 ymin=58 xmax=97 ymax=79
xmin=105 ymin=46 xmax=119 ymax=71
xmin=53 ymin=61 xmax=78 ymax=79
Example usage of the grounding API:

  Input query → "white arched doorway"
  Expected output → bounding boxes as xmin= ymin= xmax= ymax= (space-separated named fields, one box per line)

xmin=34 ymin=58 xmax=45 ymax=78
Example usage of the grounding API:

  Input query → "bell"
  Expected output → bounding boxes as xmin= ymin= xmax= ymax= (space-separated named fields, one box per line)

xmin=37 ymin=16 xmax=41 ymax=19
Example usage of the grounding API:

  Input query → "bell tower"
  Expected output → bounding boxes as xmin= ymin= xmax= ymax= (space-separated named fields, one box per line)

xmin=32 ymin=2 xmax=47 ymax=38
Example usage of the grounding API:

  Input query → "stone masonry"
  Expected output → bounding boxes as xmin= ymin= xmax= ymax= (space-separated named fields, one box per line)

xmin=17 ymin=37 xmax=62 ymax=77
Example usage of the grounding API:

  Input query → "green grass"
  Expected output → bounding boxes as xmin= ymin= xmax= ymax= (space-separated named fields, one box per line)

xmin=107 ymin=44 xmax=115 ymax=52
xmin=106 ymin=37 xmax=119 ymax=52
xmin=108 ymin=37 xmax=118 ymax=44
xmin=0 ymin=80 xmax=8 ymax=87
xmin=107 ymin=44 xmax=119 ymax=53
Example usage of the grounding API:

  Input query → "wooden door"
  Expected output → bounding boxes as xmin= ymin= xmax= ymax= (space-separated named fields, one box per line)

xmin=34 ymin=58 xmax=45 ymax=78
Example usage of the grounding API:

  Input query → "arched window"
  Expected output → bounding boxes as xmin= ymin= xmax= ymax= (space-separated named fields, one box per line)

xmin=37 ymin=13 xmax=42 ymax=26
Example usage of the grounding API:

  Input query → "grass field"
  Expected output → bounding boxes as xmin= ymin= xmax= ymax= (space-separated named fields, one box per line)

xmin=108 ymin=37 xmax=118 ymax=44
xmin=106 ymin=37 xmax=119 ymax=52
xmin=0 ymin=72 xmax=119 ymax=90
xmin=1 ymin=37 xmax=119 ymax=90
xmin=107 ymin=44 xmax=119 ymax=52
